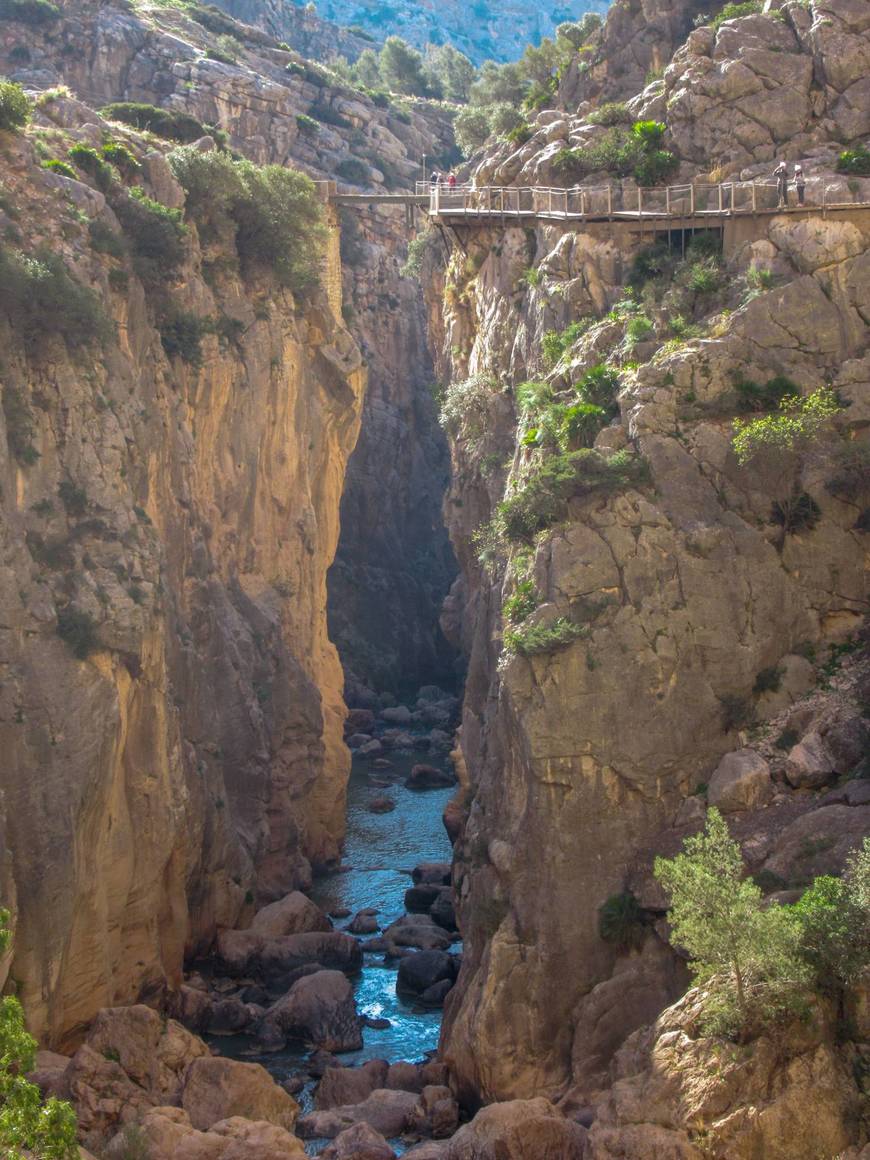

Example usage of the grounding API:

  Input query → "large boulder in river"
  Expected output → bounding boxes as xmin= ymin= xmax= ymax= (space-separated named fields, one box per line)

xmin=182 ymin=1056 xmax=299 ymax=1132
xmin=258 ymin=970 xmax=363 ymax=1053
xmin=217 ymin=929 xmax=362 ymax=984
xmin=406 ymin=764 xmax=457 ymax=790
xmin=397 ymin=950 xmax=458 ymax=1000
xmin=107 ymin=1106 xmax=307 ymax=1159
xmin=384 ymin=914 xmax=452 ymax=953
xmin=250 ymin=892 xmax=332 ymax=938
xmin=320 ymin=1122 xmax=397 ymax=1159
xmin=411 ymin=862 xmax=451 ymax=885
xmin=316 ymin=1060 xmax=389 ymax=1109
xmin=446 ymin=1098 xmax=587 ymax=1159
xmin=298 ymin=1089 xmax=419 ymax=1139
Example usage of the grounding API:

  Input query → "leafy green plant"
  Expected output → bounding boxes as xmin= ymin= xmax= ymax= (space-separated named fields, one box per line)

xmin=624 ymin=315 xmax=654 ymax=350
xmin=0 ymin=912 xmax=78 ymax=1159
xmin=554 ymin=120 xmax=677 ymax=187
xmin=0 ymin=246 xmax=113 ymax=353
xmin=699 ymin=1 xmax=763 ymax=31
xmin=159 ymin=308 xmax=209 ymax=366
xmin=100 ymin=141 xmax=140 ymax=178
xmin=587 ymin=102 xmax=632 ymax=126
xmin=503 ymin=616 xmax=587 ymax=656
xmin=295 ymin=112 xmax=319 ymax=134
xmin=598 ymin=892 xmax=646 ymax=952
xmin=101 ymin=102 xmax=211 ymax=144
xmin=41 ymin=159 xmax=77 ymax=179
xmin=439 ymin=375 xmax=497 ymax=441
xmin=0 ymin=0 xmax=59 ymax=24
xmin=68 ymin=144 xmax=115 ymax=191
xmin=792 ymin=847 xmax=870 ymax=990
xmin=502 ymin=578 xmax=538 ymax=625
xmin=836 ymin=146 xmax=870 ymax=177
xmin=56 ymin=607 xmax=100 ymax=659
xmin=541 ymin=319 xmax=591 ymax=367
xmin=0 ymin=79 xmax=30 ymax=133
xmin=731 ymin=389 xmax=842 ymax=466
xmin=88 ymin=218 xmax=126 ymax=259
xmin=2 ymin=384 xmax=39 ymax=464
xmin=113 ymin=188 xmax=187 ymax=282
xmin=655 ymin=808 xmax=810 ymax=1036
xmin=733 ymin=373 xmax=796 ymax=413
xmin=335 ymin=156 xmax=370 ymax=186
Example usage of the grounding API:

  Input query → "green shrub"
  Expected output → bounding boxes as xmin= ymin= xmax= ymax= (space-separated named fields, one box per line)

xmin=101 ymin=140 xmax=141 ymax=178
xmin=439 ymin=374 xmax=498 ymax=440
xmin=101 ymin=102 xmax=210 ymax=144
xmin=309 ymin=100 xmax=352 ymax=129
xmin=335 ymin=156 xmax=370 ymax=186
xmin=558 ymin=402 xmax=608 ymax=448
xmin=295 ymin=112 xmax=319 ymax=134
xmin=401 ymin=229 xmax=433 ymax=279
xmin=41 ymin=158 xmax=78 ymax=178
xmin=68 ymin=144 xmax=115 ymax=191
xmin=167 ymin=147 xmax=325 ymax=292
xmin=576 ymin=363 xmax=621 ymax=412
xmin=836 ymin=146 xmax=870 ymax=177
xmin=598 ymin=892 xmax=646 ymax=951
xmin=2 ymin=384 xmax=39 ymax=463
xmin=587 ymin=102 xmax=632 ymax=126
xmin=771 ymin=490 xmax=821 ymax=535
xmin=113 ymin=188 xmax=187 ymax=280
xmin=624 ymin=315 xmax=654 ymax=349
xmin=686 ymin=257 xmax=724 ymax=294
xmin=159 ymin=308 xmax=209 ymax=366
xmin=0 ymin=0 xmax=60 ymax=24
xmin=554 ymin=121 xmax=677 ymax=187
xmin=792 ymin=860 xmax=870 ymax=989
xmin=0 ymin=246 xmax=113 ymax=353
xmin=56 ymin=606 xmax=100 ymax=658
xmin=89 ymin=218 xmax=126 ymax=259
xmin=503 ymin=616 xmax=587 ymax=656
xmin=497 ymin=448 xmax=648 ymax=542
xmin=0 ymin=79 xmax=30 ymax=133
xmin=541 ymin=318 xmax=591 ymax=367
xmin=699 ymin=2 xmax=763 ymax=31
xmin=733 ymin=373 xmax=796 ymax=413
xmin=732 ymin=389 xmax=842 ymax=465
xmin=502 ymin=579 xmax=538 ymax=625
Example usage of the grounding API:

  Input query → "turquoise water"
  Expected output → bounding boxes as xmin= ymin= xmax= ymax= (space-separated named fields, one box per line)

xmin=214 ymin=746 xmax=457 ymax=1153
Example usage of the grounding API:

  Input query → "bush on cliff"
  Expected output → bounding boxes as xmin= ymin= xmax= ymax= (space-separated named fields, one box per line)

xmin=0 ymin=910 xmax=79 ymax=1158
xmin=554 ymin=120 xmax=678 ymax=187
xmin=0 ymin=79 xmax=30 ymax=133
xmin=0 ymin=245 xmax=113 ymax=353
xmin=836 ymin=145 xmax=870 ymax=177
xmin=101 ymin=101 xmax=212 ymax=144
xmin=167 ymin=147 xmax=325 ymax=293
xmin=0 ymin=0 xmax=59 ymax=25
xmin=503 ymin=616 xmax=587 ymax=657
xmin=112 ymin=188 xmax=187 ymax=282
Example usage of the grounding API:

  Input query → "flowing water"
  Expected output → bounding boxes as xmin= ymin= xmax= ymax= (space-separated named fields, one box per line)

xmin=213 ymin=745 xmax=457 ymax=1154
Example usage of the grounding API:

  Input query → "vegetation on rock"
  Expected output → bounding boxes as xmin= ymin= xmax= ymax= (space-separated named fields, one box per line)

xmin=0 ymin=246 xmax=113 ymax=353
xmin=0 ymin=80 xmax=30 ymax=133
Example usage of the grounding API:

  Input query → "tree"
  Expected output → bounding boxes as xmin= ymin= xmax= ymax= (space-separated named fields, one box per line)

xmin=0 ymin=911 xmax=79 ymax=1158
xmin=425 ymin=44 xmax=476 ymax=103
xmin=351 ymin=48 xmax=382 ymax=90
xmin=654 ymin=809 xmax=809 ymax=1035
xmin=378 ymin=36 xmax=431 ymax=97
xmin=792 ymin=872 xmax=869 ymax=989
xmin=469 ymin=60 xmax=526 ymax=107
xmin=0 ymin=79 xmax=30 ymax=133
xmin=454 ymin=106 xmax=492 ymax=156
xmin=731 ymin=388 xmax=842 ymax=466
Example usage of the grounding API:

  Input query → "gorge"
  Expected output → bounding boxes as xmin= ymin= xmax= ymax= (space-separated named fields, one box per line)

xmin=1 ymin=0 xmax=870 ymax=1157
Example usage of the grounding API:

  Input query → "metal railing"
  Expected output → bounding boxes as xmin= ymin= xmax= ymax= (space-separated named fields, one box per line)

xmin=414 ymin=180 xmax=859 ymax=220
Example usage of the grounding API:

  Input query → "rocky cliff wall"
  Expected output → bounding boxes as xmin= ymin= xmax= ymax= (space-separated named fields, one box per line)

xmin=0 ymin=100 xmax=364 ymax=1048
xmin=428 ymin=0 xmax=870 ymax=1110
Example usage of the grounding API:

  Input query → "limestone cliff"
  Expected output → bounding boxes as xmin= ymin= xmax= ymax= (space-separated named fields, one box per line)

xmin=0 ymin=101 xmax=364 ymax=1048
xmin=428 ymin=0 xmax=870 ymax=1120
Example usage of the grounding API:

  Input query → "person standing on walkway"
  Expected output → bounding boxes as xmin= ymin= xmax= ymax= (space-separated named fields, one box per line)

xmin=794 ymin=164 xmax=806 ymax=206
xmin=774 ymin=159 xmax=789 ymax=207
xmin=430 ymin=170 xmax=440 ymax=187
xmin=448 ymin=172 xmax=457 ymax=189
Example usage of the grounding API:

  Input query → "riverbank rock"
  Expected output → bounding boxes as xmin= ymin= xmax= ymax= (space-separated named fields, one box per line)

xmin=298 ymin=1089 xmax=419 ymax=1139
xmin=316 ymin=1060 xmax=390 ymax=1109
xmin=396 ymin=950 xmax=459 ymax=1001
xmin=347 ymin=909 xmax=380 ymax=935
xmin=250 ymin=892 xmax=332 ymax=938
xmin=182 ymin=1057 xmax=299 ymax=1132
xmin=406 ymin=765 xmax=457 ymax=790
xmin=446 ymin=1099 xmax=587 ymax=1159
xmin=107 ymin=1106 xmax=307 ymax=1159
xmin=411 ymin=863 xmax=451 ymax=885
xmin=320 ymin=1122 xmax=397 ymax=1159
xmin=217 ymin=930 xmax=362 ymax=983
xmin=408 ymin=1086 xmax=460 ymax=1139
xmin=367 ymin=796 xmax=396 ymax=814
xmin=384 ymin=915 xmax=452 ymax=953
xmin=258 ymin=970 xmax=363 ymax=1052
xmin=707 ymin=749 xmax=772 ymax=813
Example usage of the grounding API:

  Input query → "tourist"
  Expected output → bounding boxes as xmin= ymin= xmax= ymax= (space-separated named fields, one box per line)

xmin=430 ymin=170 xmax=440 ymax=187
xmin=774 ymin=159 xmax=789 ymax=207
xmin=794 ymin=164 xmax=806 ymax=206
xmin=448 ymin=172 xmax=457 ymax=189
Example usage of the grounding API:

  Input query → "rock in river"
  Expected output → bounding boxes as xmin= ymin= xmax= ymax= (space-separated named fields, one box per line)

xmin=258 ymin=970 xmax=363 ymax=1053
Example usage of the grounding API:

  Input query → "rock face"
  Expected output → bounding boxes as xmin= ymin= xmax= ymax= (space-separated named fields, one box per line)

xmin=446 ymin=1098 xmax=587 ymax=1160
xmin=427 ymin=0 xmax=870 ymax=1115
xmin=258 ymin=970 xmax=363 ymax=1052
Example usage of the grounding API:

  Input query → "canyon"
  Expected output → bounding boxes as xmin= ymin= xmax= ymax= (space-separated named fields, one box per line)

xmin=0 ymin=0 xmax=869 ymax=1157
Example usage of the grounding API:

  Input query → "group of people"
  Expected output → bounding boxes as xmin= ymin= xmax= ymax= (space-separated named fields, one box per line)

xmin=430 ymin=170 xmax=458 ymax=189
xmin=774 ymin=160 xmax=806 ymax=207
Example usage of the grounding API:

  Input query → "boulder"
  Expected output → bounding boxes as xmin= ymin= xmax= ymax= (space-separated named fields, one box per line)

xmin=30 ymin=1049 xmax=72 ymax=1100
xmin=386 ymin=1061 xmax=424 ymax=1093
xmin=109 ymin=1106 xmax=307 ymax=1159
xmin=381 ymin=705 xmax=412 ymax=725
xmin=397 ymin=951 xmax=457 ymax=998
xmin=168 ymin=985 xmax=213 ymax=1033
xmin=446 ymin=1098 xmax=587 ymax=1159
xmin=785 ymin=732 xmax=837 ymax=789
xmin=411 ymin=863 xmax=451 ymax=886
xmin=402 ymin=1145 xmax=450 ymax=1159
xmin=348 ymin=733 xmax=373 ymax=749
xmin=218 ymin=930 xmax=362 ymax=983
xmin=707 ymin=749 xmax=772 ymax=813
xmin=250 ymin=892 xmax=332 ymax=938
xmin=385 ymin=915 xmax=452 ymax=953
xmin=182 ymin=1056 xmax=299 ymax=1132
xmin=823 ymin=716 xmax=870 ymax=774
xmin=258 ymin=970 xmax=363 ymax=1053
xmin=345 ymin=709 xmax=376 ymax=735
xmin=207 ymin=997 xmax=254 ymax=1036
xmin=406 ymin=764 xmax=456 ymax=790
xmin=320 ymin=1122 xmax=396 ymax=1160
xmin=359 ymin=740 xmax=384 ymax=757
xmin=347 ymin=909 xmax=380 ymax=935
xmin=367 ymin=796 xmax=396 ymax=814
xmin=316 ymin=1060 xmax=390 ymax=1110
xmin=430 ymin=893 xmax=457 ymax=932
xmin=408 ymin=1085 xmax=460 ymax=1139
xmin=421 ymin=979 xmax=454 ymax=1006
xmin=298 ymin=1089 xmax=419 ymax=1140
xmin=404 ymin=884 xmax=443 ymax=913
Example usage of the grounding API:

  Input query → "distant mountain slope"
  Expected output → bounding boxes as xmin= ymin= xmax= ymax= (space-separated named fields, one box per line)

xmin=221 ymin=0 xmax=611 ymax=64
